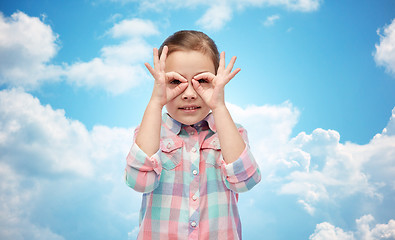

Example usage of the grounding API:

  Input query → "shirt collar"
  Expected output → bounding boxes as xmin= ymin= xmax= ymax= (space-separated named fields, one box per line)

xmin=162 ymin=112 xmax=216 ymax=135
xmin=204 ymin=112 xmax=216 ymax=132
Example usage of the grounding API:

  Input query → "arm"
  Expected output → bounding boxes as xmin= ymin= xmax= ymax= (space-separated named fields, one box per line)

xmin=192 ymin=52 xmax=243 ymax=163
xmin=193 ymin=52 xmax=261 ymax=192
xmin=125 ymin=46 xmax=187 ymax=192
xmin=221 ymin=126 xmax=261 ymax=192
xmin=137 ymin=46 xmax=188 ymax=156
xmin=135 ymin=100 xmax=163 ymax=157
xmin=211 ymin=105 xmax=245 ymax=163
xmin=125 ymin=127 xmax=162 ymax=193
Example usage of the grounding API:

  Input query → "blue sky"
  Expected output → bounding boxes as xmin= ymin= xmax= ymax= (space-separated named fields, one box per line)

xmin=0 ymin=0 xmax=394 ymax=239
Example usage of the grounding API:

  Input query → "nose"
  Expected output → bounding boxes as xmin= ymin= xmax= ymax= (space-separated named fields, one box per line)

xmin=181 ymin=81 xmax=197 ymax=100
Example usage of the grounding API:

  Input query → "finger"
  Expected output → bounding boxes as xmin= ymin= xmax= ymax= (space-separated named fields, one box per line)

xmin=168 ymin=82 xmax=188 ymax=101
xmin=218 ymin=51 xmax=226 ymax=71
xmin=226 ymin=56 xmax=237 ymax=73
xmin=226 ymin=68 xmax=241 ymax=84
xmin=193 ymin=72 xmax=215 ymax=83
xmin=159 ymin=46 xmax=168 ymax=71
xmin=144 ymin=62 xmax=156 ymax=77
xmin=166 ymin=72 xmax=188 ymax=83
xmin=192 ymin=79 xmax=205 ymax=96
xmin=152 ymin=48 xmax=160 ymax=69
xmin=174 ymin=82 xmax=188 ymax=94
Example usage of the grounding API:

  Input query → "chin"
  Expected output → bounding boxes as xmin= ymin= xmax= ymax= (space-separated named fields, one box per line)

xmin=174 ymin=115 xmax=206 ymax=125
xmin=177 ymin=118 xmax=200 ymax=125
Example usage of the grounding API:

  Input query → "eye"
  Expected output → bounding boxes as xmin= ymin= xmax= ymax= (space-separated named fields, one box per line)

xmin=197 ymin=79 xmax=208 ymax=84
xmin=169 ymin=79 xmax=181 ymax=85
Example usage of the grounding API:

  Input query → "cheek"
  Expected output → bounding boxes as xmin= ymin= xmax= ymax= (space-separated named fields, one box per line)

xmin=166 ymin=83 xmax=178 ymax=90
xmin=200 ymin=83 xmax=213 ymax=90
xmin=165 ymin=100 xmax=177 ymax=112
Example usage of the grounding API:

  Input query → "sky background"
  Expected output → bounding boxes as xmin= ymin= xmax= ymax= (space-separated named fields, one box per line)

xmin=0 ymin=0 xmax=395 ymax=239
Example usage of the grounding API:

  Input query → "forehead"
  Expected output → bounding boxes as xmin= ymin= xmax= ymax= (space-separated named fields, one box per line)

xmin=165 ymin=50 xmax=215 ymax=77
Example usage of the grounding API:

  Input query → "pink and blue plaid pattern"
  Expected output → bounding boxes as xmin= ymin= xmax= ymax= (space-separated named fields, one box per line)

xmin=125 ymin=113 xmax=261 ymax=239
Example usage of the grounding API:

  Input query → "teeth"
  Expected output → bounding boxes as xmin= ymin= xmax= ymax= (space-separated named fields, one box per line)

xmin=184 ymin=107 xmax=197 ymax=110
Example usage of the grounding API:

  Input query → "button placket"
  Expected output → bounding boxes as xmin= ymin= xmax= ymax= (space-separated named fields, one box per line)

xmin=190 ymin=154 xmax=200 ymax=236
xmin=186 ymin=130 xmax=200 ymax=236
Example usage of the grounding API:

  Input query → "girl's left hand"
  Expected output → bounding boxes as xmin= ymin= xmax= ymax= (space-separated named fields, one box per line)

xmin=192 ymin=51 xmax=240 ymax=110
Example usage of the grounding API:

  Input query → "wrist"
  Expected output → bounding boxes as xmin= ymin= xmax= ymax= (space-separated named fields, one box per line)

xmin=210 ymin=102 xmax=227 ymax=113
xmin=148 ymin=98 xmax=165 ymax=111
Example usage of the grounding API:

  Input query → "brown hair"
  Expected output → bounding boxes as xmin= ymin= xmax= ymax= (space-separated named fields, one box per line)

xmin=158 ymin=30 xmax=220 ymax=73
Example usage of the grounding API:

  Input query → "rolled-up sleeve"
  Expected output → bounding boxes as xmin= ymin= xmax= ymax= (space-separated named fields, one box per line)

xmin=220 ymin=127 xmax=261 ymax=193
xmin=125 ymin=129 xmax=162 ymax=193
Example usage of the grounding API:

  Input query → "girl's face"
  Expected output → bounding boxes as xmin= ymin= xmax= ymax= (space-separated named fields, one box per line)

xmin=165 ymin=50 xmax=215 ymax=125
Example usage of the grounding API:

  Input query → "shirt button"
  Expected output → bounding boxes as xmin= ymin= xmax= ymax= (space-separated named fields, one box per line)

xmin=191 ymin=221 xmax=197 ymax=227
xmin=192 ymin=170 xmax=198 ymax=175
xmin=190 ymin=131 xmax=194 ymax=135
xmin=191 ymin=147 xmax=197 ymax=153
xmin=167 ymin=143 xmax=172 ymax=149
xmin=192 ymin=195 xmax=197 ymax=201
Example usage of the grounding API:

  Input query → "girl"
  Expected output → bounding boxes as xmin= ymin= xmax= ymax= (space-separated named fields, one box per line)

xmin=125 ymin=30 xmax=261 ymax=240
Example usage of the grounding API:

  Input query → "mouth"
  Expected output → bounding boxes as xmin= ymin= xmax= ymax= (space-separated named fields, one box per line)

xmin=179 ymin=106 xmax=201 ymax=111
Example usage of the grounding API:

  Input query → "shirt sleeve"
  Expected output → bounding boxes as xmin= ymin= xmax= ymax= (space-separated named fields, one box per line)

xmin=124 ymin=127 xmax=162 ymax=193
xmin=220 ymin=127 xmax=261 ymax=193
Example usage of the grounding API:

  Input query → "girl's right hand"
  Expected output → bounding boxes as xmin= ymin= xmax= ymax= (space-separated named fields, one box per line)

xmin=144 ymin=46 xmax=188 ymax=107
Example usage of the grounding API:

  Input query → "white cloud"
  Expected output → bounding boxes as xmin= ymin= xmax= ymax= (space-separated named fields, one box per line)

xmin=283 ymin=0 xmax=321 ymax=12
xmin=0 ymin=88 xmax=139 ymax=239
xmin=65 ymin=19 xmax=157 ymax=94
xmin=228 ymin=101 xmax=395 ymax=217
xmin=132 ymin=0 xmax=322 ymax=12
xmin=283 ymin=110 xmax=394 ymax=214
xmin=239 ymin=0 xmax=322 ymax=11
xmin=0 ymin=11 xmax=157 ymax=94
xmin=374 ymin=18 xmax=395 ymax=76
xmin=228 ymin=103 xmax=395 ymax=239
xmin=0 ymin=11 xmax=63 ymax=89
xmin=263 ymin=14 xmax=280 ymax=26
xmin=196 ymin=3 xmax=233 ymax=31
xmin=227 ymin=101 xmax=301 ymax=174
xmin=65 ymin=54 xmax=149 ymax=95
xmin=108 ymin=18 xmax=159 ymax=38
xmin=0 ymin=164 xmax=65 ymax=240
xmin=197 ymin=0 xmax=322 ymax=30
xmin=0 ymin=89 xmax=95 ymax=177
xmin=0 ymin=88 xmax=134 ymax=177
xmin=106 ymin=0 xmax=322 ymax=31
xmin=310 ymin=215 xmax=395 ymax=240
xmin=309 ymin=221 xmax=354 ymax=240
xmin=378 ymin=106 xmax=395 ymax=137
xmin=278 ymin=125 xmax=394 ymax=214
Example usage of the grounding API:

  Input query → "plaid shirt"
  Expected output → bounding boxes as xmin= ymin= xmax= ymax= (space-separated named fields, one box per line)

xmin=125 ymin=113 xmax=261 ymax=240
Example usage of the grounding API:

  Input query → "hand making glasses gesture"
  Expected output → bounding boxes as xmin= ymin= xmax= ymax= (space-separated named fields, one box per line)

xmin=137 ymin=46 xmax=246 ymax=164
xmin=144 ymin=46 xmax=189 ymax=107
xmin=192 ymin=51 xmax=241 ymax=111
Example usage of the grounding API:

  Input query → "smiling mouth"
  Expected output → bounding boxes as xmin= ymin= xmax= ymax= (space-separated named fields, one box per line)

xmin=179 ymin=106 xmax=201 ymax=110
